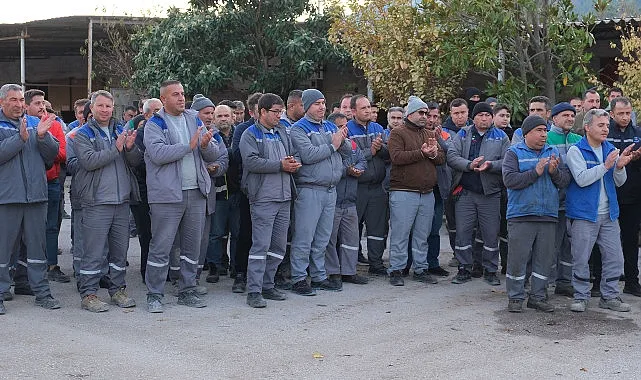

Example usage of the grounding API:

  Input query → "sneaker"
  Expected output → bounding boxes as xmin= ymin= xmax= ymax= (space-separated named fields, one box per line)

xmin=447 ymin=257 xmax=459 ymax=267
xmin=147 ymin=294 xmax=163 ymax=313
xmin=81 ymin=294 xmax=109 ymax=313
xmin=47 ymin=266 xmax=71 ymax=283
xmin=554 ymin=283 xmax=575 ymax=298
xmin=471 ymin=263 xmax=483 ymax=278
xmin=194 ymin=285 xmax=208 ymax=296
xmin=526 ymin=297 xmax=555 ymax=312
xmin=206 ymin=269 xmax=219 ymax=284
xmin=598 ymin=297 xmax=631 ymax=312
xmin=177 ymin=290 xmax=206 ymax=308
xmin=311 ymin=279 xmax=342 ymax=292
xmin=342 ymin=274 xmax=369 ymax=285
xmin=570 ymin=299 xmax=588 ymax=312
xmin=622 ymin=283 xmax=641 ymax=297
xmin=0 ymin=300 xmax=5 ymax=315
xmin=13 ymin=284 xmax=34 ymax=296
xmin=35 ymin=295 xmax=61 ymax=310
xmin=262 ymin=287 xmax=287 ymax=301
xmin=427 ymin=266 xmax=450 ymax=277
xmin=291 ymin=280 xmax=316 ymax=296
xmin=389 ymin=270 xmax=404 ymax=286
xmin=2 ymin=291 xmax=13 ymax=301
xmin=328 ymin=274 xmax=343 ymax=290
xmin=451 ymin=269 xmax=472 ymax=284
xmin=246 ymin=292 xmax=267 ymax=308
xmin=357 ymin=254 xmax=369 ymax=266
xmin=368 ymin=266 xmax=388 ymax=276
xmin=413 ymin=270 xmax=438 ymax=284
xmin=484 ymin=272 xmax=501 ymax=286
xmin=111 ymin=288 xmax=136 ymax=308
xmin=508 ymin=299 xmax=523 ymax=313
xmin=232 ymin=273 xmax=247 ymax=293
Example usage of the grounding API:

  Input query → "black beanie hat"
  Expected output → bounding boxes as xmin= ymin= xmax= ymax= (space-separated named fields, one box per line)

xmin=471 ymin=102 xmax=493 ymax=119
xmin=521 ymin=115 xmax=547 ymax=136
xmin=465 ymin=87 xmax=481 ymax=100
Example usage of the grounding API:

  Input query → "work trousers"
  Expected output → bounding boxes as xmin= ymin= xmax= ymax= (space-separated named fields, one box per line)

xmin=145 ymin=189 xmax=206 ymax=296
xmin=326 ymin=205 xmax=359 ymax=276
xmin=247 ymin=201 xmax=290 ymax=293
xmin=356 ymin=183 xmax=388 ymax=270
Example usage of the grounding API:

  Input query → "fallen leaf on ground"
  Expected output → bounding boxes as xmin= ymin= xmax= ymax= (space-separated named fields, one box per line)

xmin=313 ymin=353 xmax=324 ymax=359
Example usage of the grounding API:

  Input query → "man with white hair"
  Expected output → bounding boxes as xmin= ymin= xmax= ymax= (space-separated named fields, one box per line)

xmin=0 ymin=84 xmax=61 ymax=314
xmin=142 ymin=98 xmax=162 ymax=120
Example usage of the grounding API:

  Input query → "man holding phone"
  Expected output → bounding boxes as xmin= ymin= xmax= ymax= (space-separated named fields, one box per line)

xmin=607 ymin=96 xmax=641 ymax=297
xmin=387 ymin=96 xmax=446 ymax=286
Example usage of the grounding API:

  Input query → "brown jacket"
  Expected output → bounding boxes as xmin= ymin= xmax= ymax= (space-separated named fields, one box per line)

xmin=388 ymin=121 xmax=445 ymax=193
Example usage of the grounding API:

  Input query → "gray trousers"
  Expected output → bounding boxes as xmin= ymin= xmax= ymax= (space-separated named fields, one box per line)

xmin=146 ymin=189 xmax=206 ymax=296
xmin=552 ymin=210 xmax=573 ymax=285
xmin=356 ymin=184 xmax=389 ymax=269
xmin=290 ymin=187 xmax=336 ymax=283
xmin=72 ymin=208 xmax=84 ymax=277
xmin=0 ymin=203 xmax=51 ymax=299
xmin=388 ymin=191 xmax=435 ymax=273
xmin=326 ymin=205 xmax=359 ymax=276
xmin=506 ymin=221 xmax=556 ymax=301
xmin=568 ymin=214 xmax=624 ymax=300
xmin=454 ymin=190 xmax=500 ymax=272
xmin=197 ymin=212 xmax=213 ymax=273
xmin=247 ymin=201 xmax=290 ymax=293
xmin=79 ymin=203 xmax=130 ymax=297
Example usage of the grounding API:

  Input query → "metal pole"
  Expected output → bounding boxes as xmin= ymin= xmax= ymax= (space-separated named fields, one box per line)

xmin=498 ymin=43 xmax=505 ymax=82
xmin=87 ymin=18 xmax=93 ymax=96
xmin=20 ymin=30 xmax=26 ymax=91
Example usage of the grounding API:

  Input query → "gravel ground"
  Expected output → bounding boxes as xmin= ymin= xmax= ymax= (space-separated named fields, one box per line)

xmin=1 ymin=184 xmax=639 ymax=379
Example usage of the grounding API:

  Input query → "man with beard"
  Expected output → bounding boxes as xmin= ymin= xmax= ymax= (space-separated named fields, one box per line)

xmin=572 ymin=89 xmax=601 ymax=136
xmin=607 ymin=97 xmax=641 ymax=297
xmin=206 ymin=104 xmax=239 ymax=283
xmin=546 ymin=102 xmax=582 ymax=297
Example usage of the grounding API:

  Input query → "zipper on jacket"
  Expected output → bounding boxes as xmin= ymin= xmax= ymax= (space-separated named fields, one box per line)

xmin=19 ymin=150 xmax=29 ymax=202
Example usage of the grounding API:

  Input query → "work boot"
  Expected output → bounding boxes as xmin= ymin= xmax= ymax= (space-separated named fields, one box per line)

xmin=206 ymin=266 xmax=219 ymax=283
xmin=413 ymin=270 xmax=438 ymax=284
xmin=570 ymin=299 xmax=588 ymax=312
xmin=247 ymin=292 xmax=267 ymax=308
xmin=507 ymin=299 xmax=523 ymax=313
xmin=311 ymin=278 xmax=342 ymax=292
xmin=342 ymin=274 xmax=369 ymax=285
xmin=471 ymin=263 xmax=483 ymax=278
xmin=177 ymin=290 xmax=206 ymax=308
xmin=147 ymin=294 xmax=163 ymax=313
xmin=526 ymin=297 xmax=555 ymax=312
xmin=554 ymin=283 xmax=575 ymax=298
xmin=427 ymin=266 xmax=450 ymax=277
xmin=232 ymin=273 xmax=247 ymax=293
xmin=35 ymin=295 xmax=61 ymax=310
xmin=111 ymin=288 xmax=136 ymax=308
xmin=328 ymin=274 xmax=343 ymax=291
xmin=291 ymin=280 xmax=316 ymax=296
xmin=451 ymin=268 xmax=472 ymax=284
xmin=47 ymin=266 xmax=71 ymax=283
xmin=13 ymin=284 xmax=34 ymax=296
xmin=81 ymin=294 xmax=109 ymax=313
xmin=368 ymin=266 xmax=388 ymax=276
xmin=389 ymin=270 xmax=404 ymax=286
xmin=262 ymin=287 xmax=287 ymax=301
xmin=357 ymin=253 xmax=369 ymax=266
xmin=484 ymin=271 xmax=501 ymax=286
xmin=598 ymin=297 xmax=631 ymax=312
xmin=622 ymin=282 xmax=641 ymax=297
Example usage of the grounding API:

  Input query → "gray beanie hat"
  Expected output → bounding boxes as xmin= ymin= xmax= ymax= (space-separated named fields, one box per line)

xmin=521 ymin=115 xmax=547 ymax=136
xmin=191 ymin=94 xmax=215 ymax=111
xmin=302 ymin=89 xmax=325 ymax=112
xmin=405 ymin=95 xmax=429 ymax=116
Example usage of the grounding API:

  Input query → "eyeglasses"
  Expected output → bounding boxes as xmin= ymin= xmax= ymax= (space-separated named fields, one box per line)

xmin=416 ymin=110 xmax=429 ymax=116
xmin=266 ymin=109 xmax=282 ymax=114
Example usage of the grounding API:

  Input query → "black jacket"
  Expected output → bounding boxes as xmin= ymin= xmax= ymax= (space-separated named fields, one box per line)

xmin=607 ymin=118 xmax=641 ymax=204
